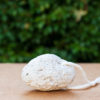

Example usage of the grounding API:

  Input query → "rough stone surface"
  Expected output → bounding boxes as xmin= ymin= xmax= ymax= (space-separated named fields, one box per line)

xmin=21 ymin=54 xmax=75 ymax=91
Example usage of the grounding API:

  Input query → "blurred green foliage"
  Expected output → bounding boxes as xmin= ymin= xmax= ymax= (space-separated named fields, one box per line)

xmin=0 ymin=0 xmax=100 ymax=62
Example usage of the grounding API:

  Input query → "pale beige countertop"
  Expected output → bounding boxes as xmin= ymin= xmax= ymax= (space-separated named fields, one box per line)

xmin=0 ymin=63 xmax=100 ymax=100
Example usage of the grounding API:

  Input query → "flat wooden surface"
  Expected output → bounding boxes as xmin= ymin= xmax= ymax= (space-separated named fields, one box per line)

xmin=0 ymin=63 xmax=100 ymax=100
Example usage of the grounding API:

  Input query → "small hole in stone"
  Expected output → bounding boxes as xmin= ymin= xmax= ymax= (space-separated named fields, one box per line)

xmin=26 ymin=73 xmax=29 ymax=76
xmin=38 ymin=69 xmax=43 ymax=71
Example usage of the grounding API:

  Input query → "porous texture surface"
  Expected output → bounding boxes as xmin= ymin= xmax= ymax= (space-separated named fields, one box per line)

xmin=21 ymin=54 xmax=75 ymax=91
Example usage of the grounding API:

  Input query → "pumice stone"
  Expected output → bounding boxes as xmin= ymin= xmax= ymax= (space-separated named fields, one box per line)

xmin=21 ymin=54 xmax=100 ymax=91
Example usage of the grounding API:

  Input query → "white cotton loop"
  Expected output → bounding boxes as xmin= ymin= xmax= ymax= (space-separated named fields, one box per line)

xmin=62 ymin=61 xmax=100 ymax=90
xmin=61 ymin=61 xmax=90 ymax=83
xmin=67 ymin=78 xmax=100 ymax=90
xmin=94 ymin=77 xmax=100 ymax=83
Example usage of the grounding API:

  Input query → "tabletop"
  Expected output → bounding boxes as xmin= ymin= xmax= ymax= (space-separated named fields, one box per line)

xmin=0 ymin=63 xmax=100 ymax=100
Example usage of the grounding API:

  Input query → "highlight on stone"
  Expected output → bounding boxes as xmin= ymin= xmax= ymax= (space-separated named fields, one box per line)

xmin=21 ymin=54 xmax=100 ymax=91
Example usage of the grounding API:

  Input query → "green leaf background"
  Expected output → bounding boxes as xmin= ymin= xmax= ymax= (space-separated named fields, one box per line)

xmin=0 ymin=0 xmax=100 ymax=62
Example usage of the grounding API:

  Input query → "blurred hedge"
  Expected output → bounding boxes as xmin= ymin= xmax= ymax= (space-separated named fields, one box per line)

xmin=0 ymin=0 xmax=100 ymax=62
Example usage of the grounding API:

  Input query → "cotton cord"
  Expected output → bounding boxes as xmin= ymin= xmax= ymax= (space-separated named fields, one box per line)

xmin=62 ymin=61 xmax=100 ymax=90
